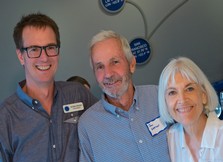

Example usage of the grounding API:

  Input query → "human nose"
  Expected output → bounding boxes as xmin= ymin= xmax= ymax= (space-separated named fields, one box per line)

xmin=104 ymin=66 xmax=113 ymax=78
xmin=177 ymin=91 xmax=187 ymax=103
xmin=39 ymin=48 xmax=48 ymax=60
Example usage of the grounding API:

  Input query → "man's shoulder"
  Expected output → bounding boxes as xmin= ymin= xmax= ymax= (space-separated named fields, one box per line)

xmin=55 ymin=81 xmax=83 ymax=90
xmin=135 ymin=84 xmax=158 ymax=96
xmin=55 ymin=81 xmax=89 ymax=95
xmin=81 ymin=100 xmax=102 ymax=114
xmin=79 ymin=100 xmax=103 ymax=121
xmin=55 ymin=81 xmax=98 ymax=106
xmin=0 ymin=93 xmax=18 ymax=114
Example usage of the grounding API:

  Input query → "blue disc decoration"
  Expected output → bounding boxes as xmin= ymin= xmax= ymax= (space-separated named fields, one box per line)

xmin=130 ymin=38 xmax=151 ymax=65
xmin=100 ymin=0 xmax=125 ymax=14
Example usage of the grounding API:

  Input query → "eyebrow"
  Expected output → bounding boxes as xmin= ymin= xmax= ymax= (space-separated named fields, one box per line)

xmin=94 ymin=62 xmax=103 ymax=67
xmin=166 ymin=82 xmax=197 ymax=90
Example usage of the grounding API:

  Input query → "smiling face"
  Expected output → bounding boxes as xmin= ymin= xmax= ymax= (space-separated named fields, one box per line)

xmin=165 ymin=72 xmax=207 ymax=127
xmin=16 ymin=26 xmax=59 ymax=86
xmin=91 ymin=38 xmax=136 ymax=99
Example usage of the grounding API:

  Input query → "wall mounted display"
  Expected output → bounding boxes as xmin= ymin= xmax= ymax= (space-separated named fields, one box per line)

xmin=99 ymin=0 xmax=188 ymax=65
xmin=130 ymin=38 xmax=151 ymax=65
xmin=100 ymin=0 xmax=126 ymax=14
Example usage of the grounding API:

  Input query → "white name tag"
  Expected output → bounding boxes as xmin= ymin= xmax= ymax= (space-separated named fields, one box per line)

xmin=146 ymin=117 xmax=167 ymax=136
xmin=63 ymin=102 xmax=84 ymax=113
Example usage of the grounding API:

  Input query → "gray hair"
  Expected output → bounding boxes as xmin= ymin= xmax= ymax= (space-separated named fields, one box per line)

xmin=89 ymin=30 xmax=134 ymax=68
xmin=158 ymin=57 xmax=219 ymax=124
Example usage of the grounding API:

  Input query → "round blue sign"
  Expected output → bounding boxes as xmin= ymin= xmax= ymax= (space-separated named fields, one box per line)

xmin=130 ymin=38 xmax=151 ymax=65
xmin=100 ymin=0 xmax=125 ymax=14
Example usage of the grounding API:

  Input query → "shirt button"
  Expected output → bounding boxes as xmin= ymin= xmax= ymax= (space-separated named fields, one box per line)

xmin=136 ymin=107 xmax=140 ymax=110
xmin=32 ymin=99 xmax=39 ymax=105
xmin=139 ymin=139 xmax=143 ymax=143
xmin=53 ymin=144 xmax=56 ymax=149
xmin=116 ymin=114 xmax=120 ymax=118
xmin=130 ymin=118 xmax=134 ymax=122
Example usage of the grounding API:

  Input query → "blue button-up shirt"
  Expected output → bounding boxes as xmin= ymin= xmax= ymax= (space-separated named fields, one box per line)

xmin=78 ymin=85 xmax=171 ymax=162
xmin=0 ymin=81 xmax=98 ymax=162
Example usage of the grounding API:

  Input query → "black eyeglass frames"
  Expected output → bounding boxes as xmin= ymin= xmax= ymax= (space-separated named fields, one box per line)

xmin=20 ymin=44 xmax=60 ymax=58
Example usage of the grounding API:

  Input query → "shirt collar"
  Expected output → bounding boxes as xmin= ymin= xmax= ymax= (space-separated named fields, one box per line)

xmin=16 ymin=80 xmax=58 ymax=108
xmin=102 ymin=85 xmax=138 ymax=116
xmin=16 ymin=80 xmax=33 ymax=107
xmin=179 ymin=111 xmax=219 ymax=149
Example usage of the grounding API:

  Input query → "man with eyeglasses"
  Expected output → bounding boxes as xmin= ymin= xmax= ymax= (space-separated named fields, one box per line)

xmin=0 ymin=13 xmax=98 ymax=162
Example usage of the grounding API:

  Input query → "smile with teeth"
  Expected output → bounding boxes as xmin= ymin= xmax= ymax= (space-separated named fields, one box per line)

xmin=104 ymin=82 xmax=114 ymax=86
xmin=104 ymin=80 xmax=119 ymax=87
xmin=36 ymin=65 xmax=51 ymax=71
xmin=177 ymin=106 xmax=192 ymax=113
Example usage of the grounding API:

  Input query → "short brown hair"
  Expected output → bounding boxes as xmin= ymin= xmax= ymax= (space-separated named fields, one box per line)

xmin=13 ymin=12 xmax=60 ymax=49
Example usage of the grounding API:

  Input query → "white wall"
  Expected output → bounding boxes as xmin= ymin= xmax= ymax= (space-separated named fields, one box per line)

xmin=0 ymin=0 xmax=223 ymax=101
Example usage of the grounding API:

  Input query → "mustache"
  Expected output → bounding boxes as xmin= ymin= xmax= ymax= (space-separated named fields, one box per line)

xmin=103 ymin=76 xmax=120 ymax=84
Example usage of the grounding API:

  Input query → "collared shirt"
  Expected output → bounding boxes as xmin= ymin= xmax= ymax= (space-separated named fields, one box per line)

xmin=78 ymin=85 xmax=171 ymax=162
xmin=168 ymin=111 xmax=223 ymax=162
xmin=0 ymin=81 xmax=98 ymax=162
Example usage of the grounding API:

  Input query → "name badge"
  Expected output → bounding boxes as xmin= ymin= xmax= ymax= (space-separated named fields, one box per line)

xmin=63 ymin=102 xmax=84 ymax=113
xmin=146 ymin=117 xmax=167 ymax=136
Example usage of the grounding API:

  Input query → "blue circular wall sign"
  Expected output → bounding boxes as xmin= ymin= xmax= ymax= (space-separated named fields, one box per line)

xmin=100 ymin=0 xmax=126 ymax=14
xmin=130 ymin=38 xmax=151 ymax=65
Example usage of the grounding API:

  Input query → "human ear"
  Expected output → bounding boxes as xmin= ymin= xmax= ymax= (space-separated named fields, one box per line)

xmin=202 ymin=91 xmax=208 ymax=105
xmin=16 ymin=49 xmax=25 ymax=65
xmin=130 ymin=57 xmax=136 ymax=74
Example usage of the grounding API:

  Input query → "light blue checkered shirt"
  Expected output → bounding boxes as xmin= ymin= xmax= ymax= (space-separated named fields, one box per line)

xmin=78 ymin=85 xmax=171 ymax=162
